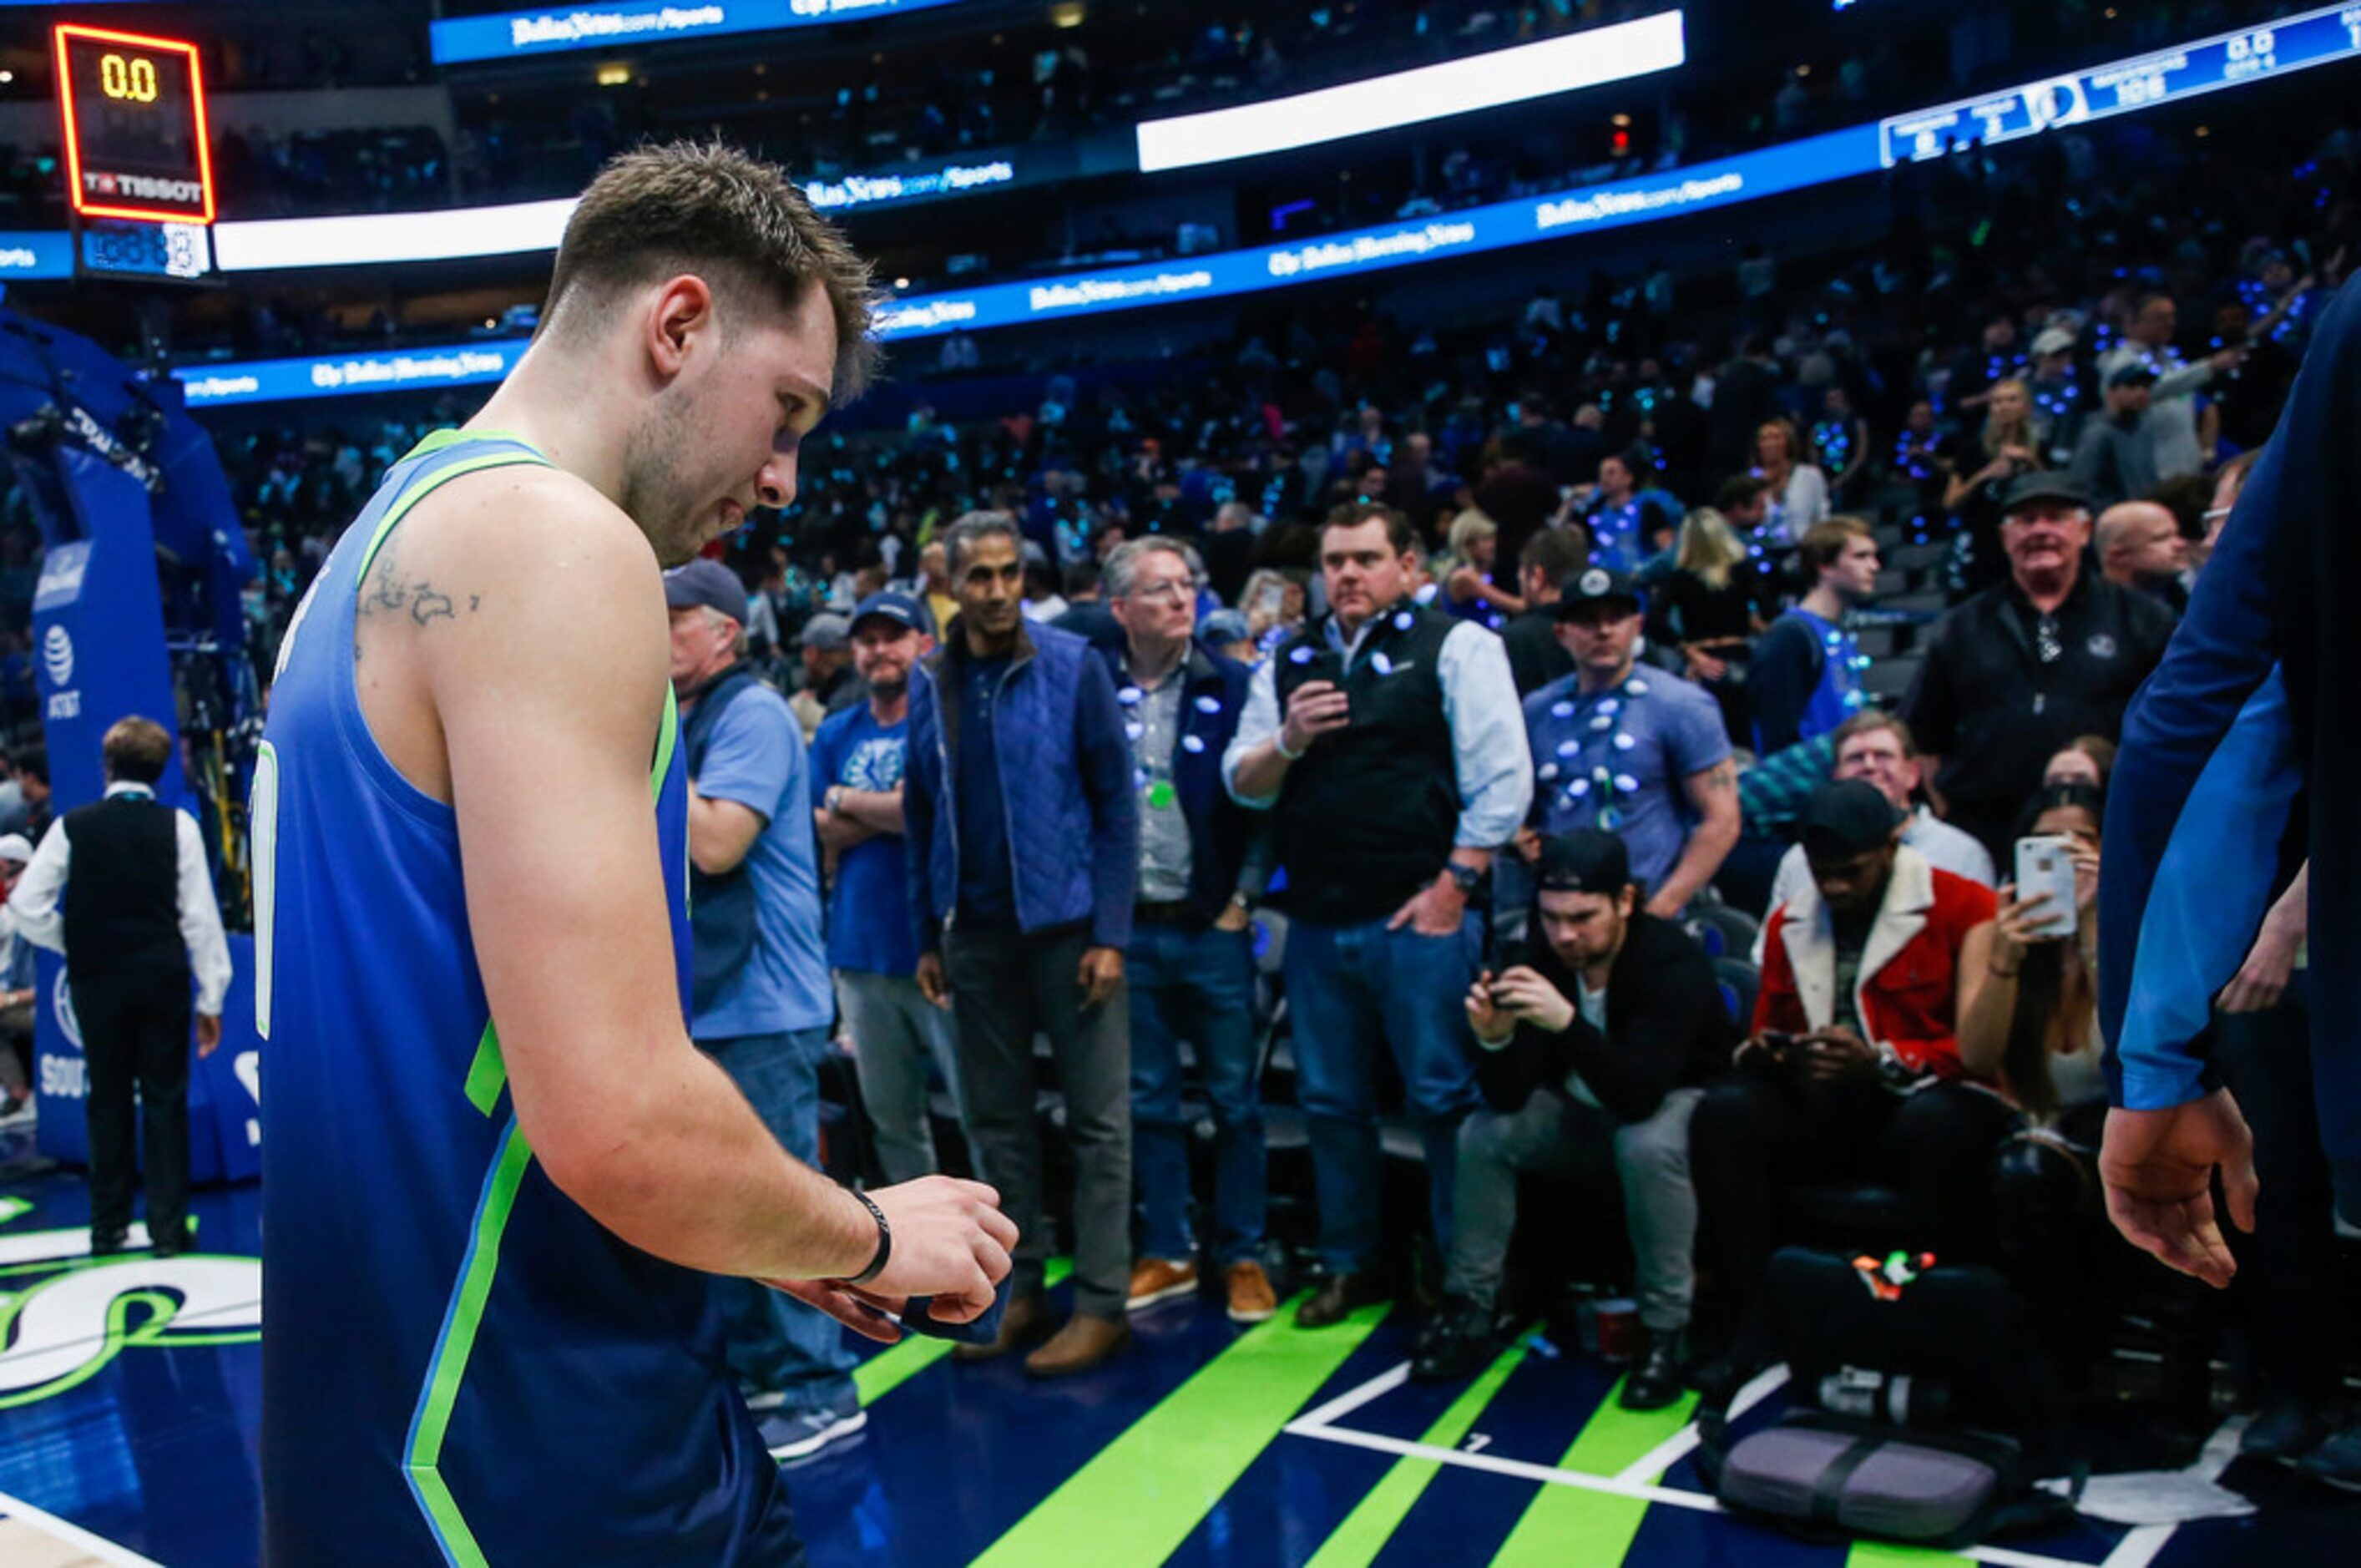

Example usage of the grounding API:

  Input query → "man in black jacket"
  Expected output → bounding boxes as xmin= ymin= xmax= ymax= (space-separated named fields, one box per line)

xmin=1414 ymin=831 xmax=1735 ymax=1409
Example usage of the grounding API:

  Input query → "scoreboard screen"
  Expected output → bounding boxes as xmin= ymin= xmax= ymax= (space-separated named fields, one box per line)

xmin=53 ymin=24 xmax=215 ymax=225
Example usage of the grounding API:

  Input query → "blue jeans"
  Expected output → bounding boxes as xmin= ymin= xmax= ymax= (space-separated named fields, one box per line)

xmin=1129 ymin=920 xmax=1265 ymax=1265
xmin=1282 ymin=912 xmax=1483 ymax=1274
xmin=703 ymin=1027 xmax=859 ymax=1414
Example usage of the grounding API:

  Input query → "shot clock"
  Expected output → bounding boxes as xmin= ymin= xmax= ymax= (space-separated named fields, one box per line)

xmin=53 ymin=24 xmax=215 ymax=225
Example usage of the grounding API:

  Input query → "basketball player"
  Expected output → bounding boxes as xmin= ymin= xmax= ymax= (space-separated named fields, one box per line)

xmin=257 ymin=144 xmax=1015 ymax=1563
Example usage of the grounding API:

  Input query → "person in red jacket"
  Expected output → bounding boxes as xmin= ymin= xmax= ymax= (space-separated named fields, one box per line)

xmin=1689 ymin=780 xmax=2013 ymax=1398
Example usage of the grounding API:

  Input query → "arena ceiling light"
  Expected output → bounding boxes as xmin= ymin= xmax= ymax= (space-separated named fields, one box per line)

xmin=1132 ymin=10 xmax=1687 ymax=175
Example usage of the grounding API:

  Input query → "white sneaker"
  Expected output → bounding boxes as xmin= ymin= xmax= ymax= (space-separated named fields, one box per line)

xmin=762 ymin=1406 xmax=867 ymax=1463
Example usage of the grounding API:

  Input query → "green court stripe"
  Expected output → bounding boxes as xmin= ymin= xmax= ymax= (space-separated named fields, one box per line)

xmin=1845 ymin=1541 xmax=1975 ymax=1565
xmin=852 ymin=1257 xmax=1074 ymax=1406
xmin=1487 ymin=1374 xmax=1699 ymax=1568
xmin=969 ymin=1294 xmax=1391 ymax=1567
xmin=1307 ymin=1343 xmax=1528 ymax=1568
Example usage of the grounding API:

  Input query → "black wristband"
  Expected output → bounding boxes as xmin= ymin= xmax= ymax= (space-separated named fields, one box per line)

xmin=846 ymin=1188 xmax=891 ymax=1286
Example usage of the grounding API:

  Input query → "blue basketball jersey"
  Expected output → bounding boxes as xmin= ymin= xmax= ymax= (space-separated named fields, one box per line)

xmin=255 ymin=432 xmax=801 ymax=1565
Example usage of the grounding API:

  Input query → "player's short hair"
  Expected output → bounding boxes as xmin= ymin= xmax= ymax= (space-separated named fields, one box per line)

xmin=103 ymin=716 xmax=173 ymax=786
xmin=1798 ymin=515 xmax=1875 ymax=577
xmin=545 ymin=140 xmax=879 ymax=402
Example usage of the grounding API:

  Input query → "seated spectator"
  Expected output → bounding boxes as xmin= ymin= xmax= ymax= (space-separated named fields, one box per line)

xmin=1757 ymin=711 xmax=1994 ymax=946
xmin=2041 ymin=735 xmax=2116 ymax=791
xmin=1417 ymin=832 xmax=1735 ymax=1410
xmin=1753 ymin=418 xmax=1830 ymax=542
xmin=1523 ymin=568 xmax=1739 ymax=918
xmin=1646 ymin=507 xmax=1770 ymax=741
xmin=1748 ymin=516 xmax=1881 ymax=756
xmin=1441 ymin=508 xmax=1523 ymax=629
xmin=1941 ymin=378 xmax=2044 ymax=596
xmin=1902 ymin=473 xmax=2173 ymax=862
xmin=1690 ymin=781 xmax=2007 ymax=1393
xmin=1499 ymin=526 xmax=1585 ymax=696
xmin=2095 ymin=500 xmax=2189 ymax=611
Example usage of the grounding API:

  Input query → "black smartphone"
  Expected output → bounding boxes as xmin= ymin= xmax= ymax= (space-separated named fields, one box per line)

xmin=1306 ymin=650 xmax=1347 ymax=688
xmin=1758 ymin=1031 xmax=1798 ymax=1058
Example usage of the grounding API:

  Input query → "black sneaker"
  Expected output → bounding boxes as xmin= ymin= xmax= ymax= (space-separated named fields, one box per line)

xmin=2242 ymin=1392 xmax=2328 ymax=1463
xmin=2298 ymin=1418 xmax=2361 ymax=1491
xmin=1620 ymin=1328 xmax=1687 ymax=1412
xmin=1411 ymin=1302 xmax=1500 ymax=1383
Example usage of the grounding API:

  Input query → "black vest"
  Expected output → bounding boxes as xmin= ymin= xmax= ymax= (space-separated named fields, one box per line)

xmin=61 ymin=794 xmax=186 ymax=980
xmin=1273 ymin=602 xmax=1461 ymax=924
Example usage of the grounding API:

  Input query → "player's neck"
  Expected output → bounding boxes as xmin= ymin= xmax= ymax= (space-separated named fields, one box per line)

xmin=467 ymin=347 xmax=634 ymax=508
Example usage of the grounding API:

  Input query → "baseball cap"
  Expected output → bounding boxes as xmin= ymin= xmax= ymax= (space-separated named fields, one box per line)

xmin=2000 ymin=471 xmax=2091 ymax=515
xmin=851 ymin=591 xmax=928 ymax=638
xmin=2030 ymin=326 xmax=2077 ymax=357
xmin=802 ymin=612 xmax=852 ymax=653
xmin=1553 ymin=564 xmax=1645 ymax=618
xmin=2106 ymin=362 xmax=2159 ymax=391
xmin=0 ymin=833 xmax=30 ymax=865
xmin=1799 ymin=779 xmax=1904 ymax=862
xmin=662 ymin=559 xmax=749 ymax=625
xmin=1534 ymin=829 xmax=1631 ymax=895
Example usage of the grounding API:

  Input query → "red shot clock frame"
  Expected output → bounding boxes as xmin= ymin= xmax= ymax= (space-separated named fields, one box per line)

xmin=53 ymin=23 xmax=216 ymax=225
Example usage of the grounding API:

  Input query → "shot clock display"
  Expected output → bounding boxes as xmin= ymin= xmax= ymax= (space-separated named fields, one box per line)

xmin=53 ymin=24 xmax=215 ymax=225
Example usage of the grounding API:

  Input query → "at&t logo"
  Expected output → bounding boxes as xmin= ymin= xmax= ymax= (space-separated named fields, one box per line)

xmin=40 ymin=624 xmax=78 ymax=720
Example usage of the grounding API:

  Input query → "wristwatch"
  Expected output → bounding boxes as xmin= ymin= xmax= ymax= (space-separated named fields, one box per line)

xmin=825 ymin=785 xmax=847 ymax=813
xmin=1445 ymin=862 xmax=1484 ymax=897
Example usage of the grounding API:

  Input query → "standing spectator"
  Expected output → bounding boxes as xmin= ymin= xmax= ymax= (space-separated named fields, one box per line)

xmin=905 ymin=513 xmax=1139 ymax=1376
xmin=1690 ymin=781 xmax=2005 ymax=1393
xmin=1418 ymin=832 xmax=1735 ymax=1410
xmin=1583 ymin=449 xmax=1680 ymax=574
xmin=1710 ymin=336 xmax=1782 ymax=471
xmin=2095 ymin=500 xmax=2190 ymax=608
xmin=0 ymin=832 xmax=39 ymax=1121
xmin=1753 ymin=418 xmax=1829 ymax=542
xmin=1903 ymin=474 xmax=2174 ymax=861
xmin=916 ymin=539 xmax=961 ymax=637
xmin=1757 ymin=711 xmax=1995 ymax=948
xmin=13 ymin=746 xmax=49 ymax=844
xmin=664 ymin=560 xmax=860 ymax=1463
xmin=2070 ymin=367 xmax=2165 ymax=511
xmin=1810 ymin=384 xmax=1872 ymax=503
xmin=1892 ymin=399 xmax=1952 ymax=510
xmin=1942 ymin=378 xmax=2044 ymax=595
xmin=811 ymin=592 xmax=958 ymax=1186
xmin=1646 ymin=506 xmax=1771 ymax=741
xmin=1101 ymin=539 xmax=1277 ymax=1325
xmin=9 ymin=717 xmax=230 ymax=1256
xmin=1500 ymin=527 xmax=1585 ymax=696
xmin=1524 ymin=569 xmax=1738 ymax=918
xmin=1224 ymin=502 xmax=1531 ymax=1327
xmin=1749 ymin=516 xmax=1881 ymax=756
xmin=788 ymin=612 xmax=863 ymax=739
xmin=2098 ymin=291 xmax=2242 ymax=482
xmin=1442 ymin=509 xmax=1522 ymax=629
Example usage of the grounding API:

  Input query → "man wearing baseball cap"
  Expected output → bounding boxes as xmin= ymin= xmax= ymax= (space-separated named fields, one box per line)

xmin=1418 ymin=830 xmax=1734 ymax=1409
xmin=811 ymin=592 xmax=958 ymax=1192
xmin=1901 ymin=469 xmax=2174 ymax=862
xmin=664 ymin=558 xmax=862 ymax=1461
xmin=2070 ymin=364 xmax=2163 ymax=511
xmin=789 ymin=610 xmax=864 ymax=740
xmin=1688 ymin=780 xmax=2006 ymax=1397
xmin=1520 ymin=565 xmax=1739 ymax=918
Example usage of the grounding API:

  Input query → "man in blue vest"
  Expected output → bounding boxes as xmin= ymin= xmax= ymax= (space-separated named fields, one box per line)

xmin=668 ymin=557 xmax=863 ymax=1464
xmin=906 ymin=513 xmax=1140 ymax=1376
xmin=1225 ymin=502 xmax=1532 ymax=1325
xmin=1750 ymin=516 xmax=1880 ymax=757
xmin=1100 ymin=539 xmax=1277 ymax=1325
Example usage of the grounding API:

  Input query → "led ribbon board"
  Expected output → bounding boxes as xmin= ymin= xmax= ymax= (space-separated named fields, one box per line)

xmin=53 ymin=23 xmax=214 ymax=224
xmin=428 ymin=0 xmax=971 ymax=66
xmin=1135 ymin=10 xmax=1688 ymax=175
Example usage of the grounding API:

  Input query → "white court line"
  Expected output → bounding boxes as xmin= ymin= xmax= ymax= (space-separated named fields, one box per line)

xmin=0 ymin=1489 xmax=165 ymax=1568
xmin=1283 ymin=1419 xmax=2093 ymax=1568
xmin=1613 ymin=1363 xmax=1792 ymax=1485
xmin=0 ymin=1224 xmax=154 ymax=1267
xmin=1291 ymin=1360 xmax=1411 ymax=1431
xmin=2096 ymin=1415 xmax=2250 ymax=1568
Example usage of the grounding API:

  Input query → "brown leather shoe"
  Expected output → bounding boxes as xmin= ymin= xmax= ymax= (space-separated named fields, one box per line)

xmin=1296 ymin=1271 xmax=1389 ymax=1328
xmin=1225 ymin=1261 xmax=1278 ymax=1324
xmin=1127 ymin=1257 xmax=1199 ymax=1312
xmin=1024 ymin=1312 xmax=1132 ymax=1378
xmin=953 ymin=1288 xmax=1053 ymax=1363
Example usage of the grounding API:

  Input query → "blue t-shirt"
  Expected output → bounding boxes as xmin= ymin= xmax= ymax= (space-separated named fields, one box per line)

xmin=1523 ymin=669 xmax=1733 ymax=893
xmin=810 ymin=704 xmax=920 ymax=978
xmin=954 ymin=656 xmax=1016 ymax=926
xmin=690 ymin=683 xmax=833 ymax=1039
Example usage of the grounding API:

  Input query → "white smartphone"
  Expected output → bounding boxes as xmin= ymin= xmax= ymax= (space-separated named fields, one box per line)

xmin=2014 ymin=836 xmax=2079 ymax=939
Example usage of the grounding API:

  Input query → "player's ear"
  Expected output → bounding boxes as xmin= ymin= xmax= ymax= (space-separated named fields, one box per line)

xmin=645 ymin=275 xmax=718 ymax=379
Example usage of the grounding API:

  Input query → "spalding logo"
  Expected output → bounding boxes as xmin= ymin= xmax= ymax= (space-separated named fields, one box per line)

xmin=40 ymin=624 xmax=72 ymax=689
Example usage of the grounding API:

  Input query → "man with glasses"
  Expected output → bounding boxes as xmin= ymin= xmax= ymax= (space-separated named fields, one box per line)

xmin=1100 ymin=539 xmax=1277 ymax=1324
xmin=1902 ymin=473 xmax=2174 ymax=862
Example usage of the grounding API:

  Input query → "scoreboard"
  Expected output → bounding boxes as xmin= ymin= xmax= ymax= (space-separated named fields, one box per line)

xmin=53 ymin=24 xmax=214 ymax=225
xmin=1881 ymin=3 xmax=2361 ymax=166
